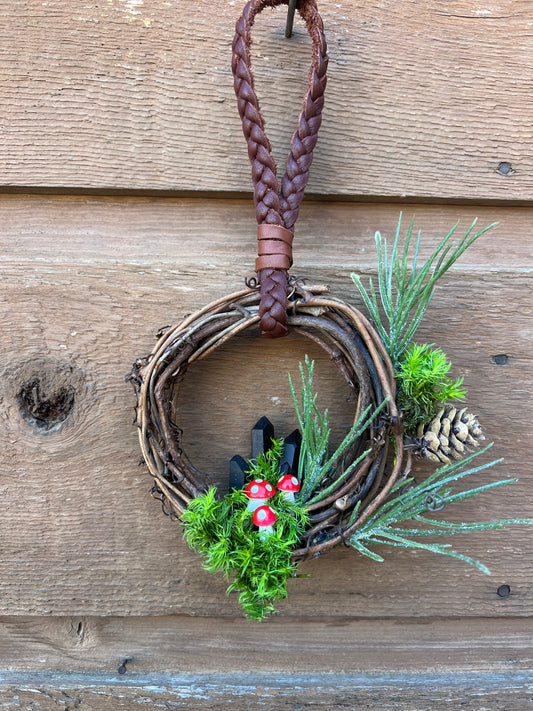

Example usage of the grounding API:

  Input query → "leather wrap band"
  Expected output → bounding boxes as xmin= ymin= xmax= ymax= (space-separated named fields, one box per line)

xmin=256 ymin=224 xmax=294 ymax=271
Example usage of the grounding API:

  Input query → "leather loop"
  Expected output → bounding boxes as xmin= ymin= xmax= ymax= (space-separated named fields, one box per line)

xmin=232 ymin=0 xmax=328 ymax=337
xmin=258 ymin=268 xmax=289 ymax=338
xmin=257 ymin=223 xmax=294 ymax=271
xmin=257 ymin=223 xmax=294 ymax=246
xmin=256 ymin=254 xmax=292 ymax=271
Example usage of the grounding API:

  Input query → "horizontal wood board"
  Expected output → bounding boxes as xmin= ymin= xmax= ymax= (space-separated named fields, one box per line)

xmin=0 ymin=196 xmax=531 ymax=618
xmin=1 ymin=1 xmax=532 ymax=200
xmin=2 ymin=615 xmax=532 ymax=707
xmin=1 ymin=674 xmax=531 ymax=710
xmin=2 ymin=195 xmax=533 ymax=268
xmin=2 ymin=616 xmax=533 ymax=674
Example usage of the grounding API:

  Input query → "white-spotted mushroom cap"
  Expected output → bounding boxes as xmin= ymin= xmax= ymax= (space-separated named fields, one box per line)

xmin=244 ymin=478 xmax=276 ymax=512
xmin=277 ymin=474 xmax=300 ymax=494
xmin=252 ymin=505 xmax=277 ymax=529
xmin=244 ymin=479 xmax=275 ymax=500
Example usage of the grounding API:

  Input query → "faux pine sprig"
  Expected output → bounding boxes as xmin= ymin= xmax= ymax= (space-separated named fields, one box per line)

xmin=348 ymin=445 xmax=533 ymax=573
xmin=288 ymin=355 xmax=388 ymax=505
xmin=351 ymin=215 xmax=496 ymax=368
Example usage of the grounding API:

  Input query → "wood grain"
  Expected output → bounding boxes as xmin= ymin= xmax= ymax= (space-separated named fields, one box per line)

xmin=2 ymin=194 xmax=532 ymax=268
xmin=0 ymin=196 xmax=531 ymax=617
xmin=2 ymin=615 xmax=533 ymax=673
xmin=1 ymin=1 xmax=532 ymax=199
xmin=2 ymin=0 xmax=533 ymax=698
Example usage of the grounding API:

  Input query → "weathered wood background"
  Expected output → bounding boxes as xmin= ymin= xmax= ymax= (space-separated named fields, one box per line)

xmin=1 ymin=0 xmax=532 ymax=707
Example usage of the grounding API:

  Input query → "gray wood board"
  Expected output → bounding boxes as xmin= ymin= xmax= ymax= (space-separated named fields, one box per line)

xmin=1 ymin=673 xmax=532 ymax=710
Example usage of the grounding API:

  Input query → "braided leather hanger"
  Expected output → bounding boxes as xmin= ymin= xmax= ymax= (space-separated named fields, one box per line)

xmin=232 ymin=0 xmax=328 ymax=338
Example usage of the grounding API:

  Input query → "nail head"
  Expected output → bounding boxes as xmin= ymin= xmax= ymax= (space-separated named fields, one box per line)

xmin=490 ymin=354 xmax=509 ymax=366
xmin=497 ymin=161 xmax=513 ymax=176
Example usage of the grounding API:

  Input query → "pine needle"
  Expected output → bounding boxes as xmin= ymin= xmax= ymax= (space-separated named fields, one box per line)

xmin=348 ymin=445 xmax=533 ymax=574
xmin=289 ymin=355 xmax=388 ymax=504
xmin=351 ymin=215 xmax=497 ymax=367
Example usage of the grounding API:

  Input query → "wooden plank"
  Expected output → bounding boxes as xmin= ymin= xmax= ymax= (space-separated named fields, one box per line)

xmin=2 ymin=615 xmax=532 ymax=707
xmin=2 ymin=616 xmax=533 ymax=673
xmin=0 ymin=671 xmax=532 ymax=710
xmin=1 ymin=194 xmax=532 ymax=268
xmin=0 ymin=193 xmax=531 ymax=617
xmin=0 ymin=2 xmax=532 ymax=200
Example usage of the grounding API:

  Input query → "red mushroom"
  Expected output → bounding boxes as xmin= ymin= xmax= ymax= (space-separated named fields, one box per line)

xmin=252 ymin=505 xmax=277 ymax=539
xmin=244 ymin=478 xmax=275 ymax=512
xmin=277 ymin=474 xmax=300 ymax=503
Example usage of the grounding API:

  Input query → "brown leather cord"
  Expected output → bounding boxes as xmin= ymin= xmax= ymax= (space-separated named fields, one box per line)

xmin=232 ymin=0 xmax=328 ymax=337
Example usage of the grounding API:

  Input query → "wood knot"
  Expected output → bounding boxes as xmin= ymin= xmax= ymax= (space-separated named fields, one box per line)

xmin=1 ymin=355 xmax=91 ymax=435
xmin=17 ymin=378 xmax=75 ymax=432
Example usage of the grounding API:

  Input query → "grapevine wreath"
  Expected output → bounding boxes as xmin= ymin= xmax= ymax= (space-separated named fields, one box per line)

xmin=129 ymin=0 xmax=532 ymax=619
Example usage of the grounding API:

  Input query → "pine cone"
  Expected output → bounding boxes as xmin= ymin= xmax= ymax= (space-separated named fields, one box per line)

xmin=416 ymin=405 xmax=485 ymax=465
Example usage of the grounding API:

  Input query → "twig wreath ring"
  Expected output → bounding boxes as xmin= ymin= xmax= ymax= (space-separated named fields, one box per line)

xmin=130 ymin=281 xmax=402 ymax=560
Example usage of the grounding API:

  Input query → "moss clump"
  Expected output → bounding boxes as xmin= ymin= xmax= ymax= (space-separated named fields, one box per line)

xmin=396 ymin=343 xmax=466 ymax=434
xmin=181 ymin=440 xmax=309 ymax=620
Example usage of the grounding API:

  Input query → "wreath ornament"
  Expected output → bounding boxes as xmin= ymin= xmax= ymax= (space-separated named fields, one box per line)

xmin=129 ymin=0 xmax=532 ymax=619
xmin=132 ymin=281 xmax=402 ymax=560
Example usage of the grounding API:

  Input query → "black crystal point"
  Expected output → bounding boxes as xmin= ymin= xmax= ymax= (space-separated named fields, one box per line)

xmin=251 ymin=416 xmax=274 ymax=459
xmin=279 ymin=428 xmax=302 ymax=477
xmin=229 ymin=454 xmax=249 ymax=492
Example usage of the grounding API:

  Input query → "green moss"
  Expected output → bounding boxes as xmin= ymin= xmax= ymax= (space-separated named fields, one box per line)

xmin=396 ymin=343 xmax=466 ymax=434
xmin=181 ymin=439 xmax=309 ymax=620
